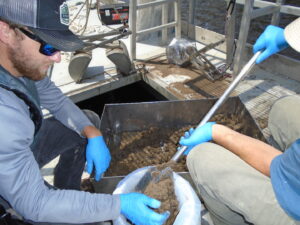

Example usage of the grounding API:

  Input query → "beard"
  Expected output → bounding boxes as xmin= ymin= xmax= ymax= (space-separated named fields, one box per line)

xmin=7 ymin=45 xmax=49 ymax=81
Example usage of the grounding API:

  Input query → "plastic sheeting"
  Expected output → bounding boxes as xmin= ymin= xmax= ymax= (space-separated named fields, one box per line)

xmin=113 ymin=166 xmax=201 ymax=225
xmin=166 ymin=38 xmax=197 ymax=66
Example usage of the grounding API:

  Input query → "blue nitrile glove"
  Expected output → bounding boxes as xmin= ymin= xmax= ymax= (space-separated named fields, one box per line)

xmin=177 ymin=128 xmax=196 ymax=155
xmin=120 ymin=193 xmax=170 ymax=225
xmin=86 ymin=136 xmax=111 ymax=181
xmin=179 ymin=122 xmax=216 ymax=152
xmin=253 ymin=25 xmax=289 ymax=64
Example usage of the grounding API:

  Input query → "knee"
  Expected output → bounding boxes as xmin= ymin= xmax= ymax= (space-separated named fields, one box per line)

xmin=272 ymin=95 xmax=300 ymax=109
xmin=186 ymin=143 xmax=239 ymax=185
xmin=269 ymin=95 xmax=300 ymax=123
xmin=82 ymin=110 xmax=101 ymax=129
xmin=186 ymin=143 xmax=224 ymax=181
xmin=187 ymin=143 xmax=215 ymax=167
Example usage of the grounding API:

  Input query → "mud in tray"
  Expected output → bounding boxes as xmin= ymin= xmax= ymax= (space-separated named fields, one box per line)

xmin=94 ymin=96 xmax=266 ymax=193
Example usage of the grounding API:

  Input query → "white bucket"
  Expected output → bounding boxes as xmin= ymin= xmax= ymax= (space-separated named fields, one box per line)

xmin=113 ymin=166 xmax=201 ymax=225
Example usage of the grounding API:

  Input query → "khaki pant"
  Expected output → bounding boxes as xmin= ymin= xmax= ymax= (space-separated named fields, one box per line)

xmin=187 ymin=95 xmax=300 ymax=225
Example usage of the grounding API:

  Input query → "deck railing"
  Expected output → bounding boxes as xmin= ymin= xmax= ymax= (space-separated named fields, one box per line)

xmin=227 ymin=0 xmax=300 ymax=74
xmin=129 ymin=0 xmax=181 ymax=60
xmin=228 ymin=0 xmax=300 ymax=74
xmin=129 ymin=0 xmax=300 ymax=75
xmin=187 ymin=0 xmax=300 ymax=74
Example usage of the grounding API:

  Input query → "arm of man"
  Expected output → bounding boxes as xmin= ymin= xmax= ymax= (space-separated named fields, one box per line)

xmin=0 ymin=88 xmax=120 ymax=223
xmin=35 ymin=77 xmax=111 ymax=180
xmin=253 ymin=17 xmax=300 ymax=63
xmin=212 ymin=124 xmax=282 ymax=176
xmin=35 ymin=77 xmax=95 ymax=136
xmin=180 ymin=123 xmax=282 ymax=177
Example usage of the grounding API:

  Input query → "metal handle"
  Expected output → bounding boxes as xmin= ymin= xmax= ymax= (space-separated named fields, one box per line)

xmin=171 ymin=51 xmax=261 ymax=162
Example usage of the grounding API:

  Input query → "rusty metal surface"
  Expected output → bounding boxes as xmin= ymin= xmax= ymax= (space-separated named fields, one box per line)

xmin=136 ymin=54 xmax=237 ymax=100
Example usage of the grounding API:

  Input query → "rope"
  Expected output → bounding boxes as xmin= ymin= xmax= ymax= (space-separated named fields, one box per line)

xmin=69 ymin=1 xmax=87 ymax=26
xmin=69 ymin=0 xmax=92 ymax=35
xmin=79 ymin=0 xmax=92 ymax=35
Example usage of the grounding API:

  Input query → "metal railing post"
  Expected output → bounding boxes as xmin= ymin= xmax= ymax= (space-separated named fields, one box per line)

xmin=162 ymin=3 xmax=168 ymax=44
xmin=233 ymin=0 xmax=254 ymax=75
xmin=189 ymin=0 xmax=196 ymax=25
xmin=130 ymin=0 xmax=179 ymax=60
xmin=271 ymin=0 xmax=285 ymax=26
xmin=129 ymin=0 xmax=137 ymax=60
xmin=175 ymin=0 xmax=182 ymax=38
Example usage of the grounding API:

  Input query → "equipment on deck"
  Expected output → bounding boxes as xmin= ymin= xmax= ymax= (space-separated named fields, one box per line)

xmin=68 ymin=0 xmax=134 ymax=83
xmin=98 ymin=3 xmax=129 ymax=25
xmin=166 ymin=38 xmax=225 ymax=81
xmin=68 ymin=27 xmax=133 ymax=83
xmin=106 ymin=40 xmax=135 ymax=76
xmin=69 ymin=52 xmax=92 ymax=83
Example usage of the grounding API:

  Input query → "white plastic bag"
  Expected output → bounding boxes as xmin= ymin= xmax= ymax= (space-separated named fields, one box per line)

xmin=113 ymin=166 xmax=201 ymax=225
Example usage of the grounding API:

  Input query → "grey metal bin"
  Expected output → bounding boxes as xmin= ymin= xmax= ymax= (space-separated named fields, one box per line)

xmin=93 ymin=96 xmax=266 ymax=194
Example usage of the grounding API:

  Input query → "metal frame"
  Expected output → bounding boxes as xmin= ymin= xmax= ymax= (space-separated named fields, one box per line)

xmin=129 ymin=0 xmax=181 ymax=60
xmin=188 ymin=0 xmax=300 ymax=75
xmin=232 ymin=0 xmax=287 ymax=74
xmin=128 ymin=0 xmax=300 ymax=73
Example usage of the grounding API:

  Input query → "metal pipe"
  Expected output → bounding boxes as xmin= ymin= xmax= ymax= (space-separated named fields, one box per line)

xmin=129 ymin=0 xmax=137 ymax=60
xmin=188 ymin=0 xmax=196 ymax=25
xmin=171 ymin=51 xmax=261 ymax=162
xmin=175 ymin=0 xmax=181 ymax=38
xmin=137 ymin=0 xmax=176 ymax=10
xmin=82 ymin=31 xmax=132 ymax=51
xmin=136 ymin=22 xmax=177 ymax=35
xmin=233 ymin=0 xmax=300 ymax=17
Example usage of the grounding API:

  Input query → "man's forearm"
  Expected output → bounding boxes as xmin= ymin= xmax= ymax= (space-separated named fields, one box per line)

xmin=212 ymin=124 xmax=282 ymax=176
xmin=82 ymin=126 xmax=102 ymax=138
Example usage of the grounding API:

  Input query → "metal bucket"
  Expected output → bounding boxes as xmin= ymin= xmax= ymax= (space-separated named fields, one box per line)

xmin=93 ymin=96 xmax=265 ymax=194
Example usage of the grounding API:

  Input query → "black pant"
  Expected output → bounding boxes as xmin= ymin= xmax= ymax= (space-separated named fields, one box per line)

xmin=30 ymin=110 xmax=100 ymax=190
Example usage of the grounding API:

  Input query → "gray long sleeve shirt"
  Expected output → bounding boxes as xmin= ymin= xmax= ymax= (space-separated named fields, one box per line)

xmin=0 ymin=76 xmax=120 ymax=223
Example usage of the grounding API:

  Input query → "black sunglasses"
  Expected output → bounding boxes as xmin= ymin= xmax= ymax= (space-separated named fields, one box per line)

xmin=18 ymin=28 xmax=59 ymax=56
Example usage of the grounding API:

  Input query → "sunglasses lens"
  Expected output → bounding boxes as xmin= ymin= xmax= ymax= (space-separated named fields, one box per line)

xmin=40 ymin=44 xmax=59 ymax=56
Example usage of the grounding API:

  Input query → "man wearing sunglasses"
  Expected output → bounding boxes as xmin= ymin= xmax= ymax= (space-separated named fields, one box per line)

xmin=0 ymin=0 xmax=169 ymax=225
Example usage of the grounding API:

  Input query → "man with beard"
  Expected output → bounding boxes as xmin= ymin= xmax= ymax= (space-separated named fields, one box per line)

xmin=0 ymin=0 xmax=169 ymax=225
xmin=180 ymin=18 xmax=300 ymax=225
